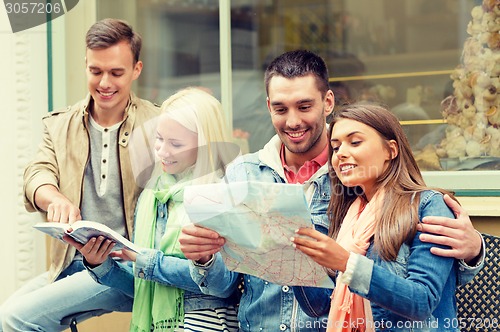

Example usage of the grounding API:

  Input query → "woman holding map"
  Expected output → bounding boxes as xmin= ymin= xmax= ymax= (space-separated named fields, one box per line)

xmin=65 ymin=87 xmax=239 ymax=331
xmin=291 ymin=103 xmax=461 ymax=331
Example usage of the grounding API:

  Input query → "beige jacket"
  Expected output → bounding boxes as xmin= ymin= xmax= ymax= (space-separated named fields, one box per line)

xmin=23 ymin=93 xmax=160 ymax=281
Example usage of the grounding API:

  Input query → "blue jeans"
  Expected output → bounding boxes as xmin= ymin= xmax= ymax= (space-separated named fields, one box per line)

xmin=0 ymin=260 xmax=133 ymax=332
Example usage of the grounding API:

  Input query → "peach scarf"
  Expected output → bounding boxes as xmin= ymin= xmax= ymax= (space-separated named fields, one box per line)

xmin=327 ymin=191 xmax=384 ymax=332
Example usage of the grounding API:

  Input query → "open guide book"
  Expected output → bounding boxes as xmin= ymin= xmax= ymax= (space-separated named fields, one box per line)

xmin=33 ymin=220 xmax=140 ymax=253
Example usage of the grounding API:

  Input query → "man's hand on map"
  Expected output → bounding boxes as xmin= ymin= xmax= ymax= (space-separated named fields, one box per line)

xmin=180 ymin=224 xmax=226 ymax=264
xmin=291 ymin=227 xmax=350 ymax=273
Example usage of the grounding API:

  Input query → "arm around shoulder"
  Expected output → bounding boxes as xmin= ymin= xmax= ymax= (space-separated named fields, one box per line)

xmin=417 ymin=193 xmax=485 ymax=284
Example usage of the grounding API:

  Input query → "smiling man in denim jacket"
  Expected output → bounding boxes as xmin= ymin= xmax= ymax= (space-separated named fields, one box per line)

xmin=179 ymin=50 xmax=484 ymax=332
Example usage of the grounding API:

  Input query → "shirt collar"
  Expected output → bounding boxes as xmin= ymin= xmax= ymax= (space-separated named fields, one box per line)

xmin=280 ymin=143 xmax=329 ymax=184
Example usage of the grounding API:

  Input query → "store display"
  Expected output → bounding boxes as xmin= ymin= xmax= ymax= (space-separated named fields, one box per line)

xmin=414 ymin=0 xmax=500 ymax=171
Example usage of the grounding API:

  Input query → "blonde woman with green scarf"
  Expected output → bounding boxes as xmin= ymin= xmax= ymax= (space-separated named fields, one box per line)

xmin=66 ymin=87 xmax=240 ymax=332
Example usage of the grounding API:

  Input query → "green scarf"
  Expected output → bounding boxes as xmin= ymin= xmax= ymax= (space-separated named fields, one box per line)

xmin=130 ymin=172 xmax=190 ymax=332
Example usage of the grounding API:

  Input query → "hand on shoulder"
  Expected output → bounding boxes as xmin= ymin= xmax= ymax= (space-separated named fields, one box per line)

xmin=417 ymin=194 xmax=482 ymax=263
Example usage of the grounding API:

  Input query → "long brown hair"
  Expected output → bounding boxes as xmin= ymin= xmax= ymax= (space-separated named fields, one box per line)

xmin=327 ymin=103 xmax=454 ymax=260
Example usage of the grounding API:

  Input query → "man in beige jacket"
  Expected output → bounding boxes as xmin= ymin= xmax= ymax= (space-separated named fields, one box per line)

xmin=0 ymin=18 xmax=160 ymax=331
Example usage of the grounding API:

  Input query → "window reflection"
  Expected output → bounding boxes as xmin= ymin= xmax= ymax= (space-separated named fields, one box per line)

xmin=97 ymin=0 xmax=499 ymax=172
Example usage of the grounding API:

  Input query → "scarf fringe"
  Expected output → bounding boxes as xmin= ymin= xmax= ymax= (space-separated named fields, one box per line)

xmin=339 ymin=293 xmax=353 ymax=313
xmin=130 ymin=319 xmax=182 ymax=332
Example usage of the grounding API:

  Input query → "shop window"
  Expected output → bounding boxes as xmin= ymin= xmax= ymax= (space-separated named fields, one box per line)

xmin=96 ymin=0 xmax=499 ymax=193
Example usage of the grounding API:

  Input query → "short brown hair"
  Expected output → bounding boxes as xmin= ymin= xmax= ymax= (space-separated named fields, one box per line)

xmin=264 ymin=50 xmax=330 ymax=98
xmin=85 ymin=18 xmax=142 ymax=64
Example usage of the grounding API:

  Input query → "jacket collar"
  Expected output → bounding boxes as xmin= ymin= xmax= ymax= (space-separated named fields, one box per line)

xmin=258 ymin=134 xmax=286 ymax=179
xmin=258 ymin=134 xmax=329 ymax=183
xmin=79 ymin=92 xmax=138 ymax=131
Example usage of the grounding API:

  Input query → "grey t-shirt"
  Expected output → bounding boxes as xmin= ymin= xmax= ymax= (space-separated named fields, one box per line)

xmin=79 ymin=116 xmax=127 ymax=243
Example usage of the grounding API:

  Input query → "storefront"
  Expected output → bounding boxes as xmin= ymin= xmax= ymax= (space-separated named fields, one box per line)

xmin=2 ymin=0 xmax=498 ymax=327
xmin=51 ymin=0 xmax=500 ymax=194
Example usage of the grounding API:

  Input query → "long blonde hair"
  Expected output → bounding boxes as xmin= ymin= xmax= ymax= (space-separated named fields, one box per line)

xmin=156 ymin=87 xmax=239 ymax=184
xmin=327 ymin=103 xmax=454 ymax=260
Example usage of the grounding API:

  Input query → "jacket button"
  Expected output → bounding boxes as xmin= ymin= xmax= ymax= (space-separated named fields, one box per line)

xmin=282 ymin=285 xmax=289 ymax=292
xmin=279 ymin=323 xmax=287 ymax=330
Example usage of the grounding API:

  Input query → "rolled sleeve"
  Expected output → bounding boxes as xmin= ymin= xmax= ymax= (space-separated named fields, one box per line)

xmin=134 ymin=249 xmax=211 ymax=293
xmin=134 ymin=248 xmax=159 ymax=280
xmin=341 ymin=252 xmax=373 ymax=297
xmin=188 ymin=252 xmax=239 ymax=298
xmin=86 ymin=257 xmax=116 ymax=282
xmin=85 ymin=257 xmax=134 ymax=297
xmin=23 ymin=120 xmax=61 ymax=213
xmin=23 ymin=171 xmax=59 ymax=212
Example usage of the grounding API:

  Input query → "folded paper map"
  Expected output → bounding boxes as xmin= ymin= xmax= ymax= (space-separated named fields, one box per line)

xmin=184 ymin=181 xmax=334 ymax=288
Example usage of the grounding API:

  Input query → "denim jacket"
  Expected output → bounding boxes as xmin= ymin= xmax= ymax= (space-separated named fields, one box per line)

xmin=189 ymin=136 xmax=332 ymax=331
xmin=87 ymin=193 xmax=236 ymax=312
xmin=297 ymin=190 xmax=474 ymax=332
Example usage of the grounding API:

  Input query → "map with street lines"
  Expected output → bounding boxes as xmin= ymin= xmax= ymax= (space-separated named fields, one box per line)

xmin=184 ymin=181 xmax=335 ymax=288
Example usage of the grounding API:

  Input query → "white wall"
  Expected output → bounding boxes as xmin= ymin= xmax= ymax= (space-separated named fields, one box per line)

xmin=0 ymin=1 xmax=97 ymax=304
xmin=0 ymin=8 xmax=49 ymax=302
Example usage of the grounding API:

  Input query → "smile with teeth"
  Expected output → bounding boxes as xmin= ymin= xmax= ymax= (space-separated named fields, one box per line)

xmin=340 ymin=164 xmax=356 ymax=172
xmin=99 ymin=91 xmax=115 ymax=97
xmin=162 ymin=159 xmax=176 ymax=165
xmin=287 ymin=131 xmax=305 ymax=138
